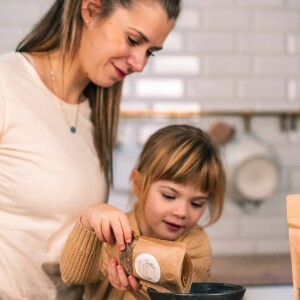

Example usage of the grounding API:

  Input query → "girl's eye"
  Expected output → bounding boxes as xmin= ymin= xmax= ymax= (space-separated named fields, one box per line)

xmin=162 ymin=193 xmax=175 ymax=200
xmin=191 ymin=202 xmax=205 ymax=208
xmin=128 ymin=36 xmax=139 ymax=47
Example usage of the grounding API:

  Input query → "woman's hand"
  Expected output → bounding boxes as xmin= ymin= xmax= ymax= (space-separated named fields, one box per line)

xmin=81 ymin=203 xmax=132 ymax=250
xmin=108 ymin=258 xmax=141 ymax=292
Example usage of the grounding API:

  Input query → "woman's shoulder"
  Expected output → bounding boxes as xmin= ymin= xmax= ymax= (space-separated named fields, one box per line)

xmin=0 ymin=52 xmax=22 ymax=67
xmin=0 ymin=52 xmax=28 ymax=79
xmin=0 ymin=52 xmax=40 ymax=88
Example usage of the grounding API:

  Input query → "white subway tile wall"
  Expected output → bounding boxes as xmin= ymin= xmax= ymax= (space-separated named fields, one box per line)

xmin=1 ymin=0 xmax=300 ymax=256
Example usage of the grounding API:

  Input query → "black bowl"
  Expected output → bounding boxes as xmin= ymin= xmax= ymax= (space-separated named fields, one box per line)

xmin=148 ymin=282 xmax=246 ymax=300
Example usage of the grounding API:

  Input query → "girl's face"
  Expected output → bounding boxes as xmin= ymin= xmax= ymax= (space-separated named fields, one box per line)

xmin=138 ymin=180 xmax=209 ymax=241
xmin=79 ymin=1 xmax=175 ymax=87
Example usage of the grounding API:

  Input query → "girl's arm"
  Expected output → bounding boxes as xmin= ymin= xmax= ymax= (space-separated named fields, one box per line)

xmin=60 ymin=219 xmax=103 ymax=284
xmin=60 ymin=203 xmax=134 ymax=285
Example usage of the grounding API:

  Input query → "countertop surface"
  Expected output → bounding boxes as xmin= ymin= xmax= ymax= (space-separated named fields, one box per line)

xmin=209 ymin=254 xmax=293 ymax=286
xmin=243 ymin=285 xmax=294 ymax=300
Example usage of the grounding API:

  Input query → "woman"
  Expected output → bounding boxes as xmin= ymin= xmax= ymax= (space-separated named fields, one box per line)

xmin=60 ymin=124 xmax=226 ymax=299
xmin=0 ymin=0 xmax=181 ymax=299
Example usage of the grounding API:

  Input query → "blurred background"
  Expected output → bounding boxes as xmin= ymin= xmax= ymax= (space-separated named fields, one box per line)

xmin=1 ymin=0 xmax=299 ymax=296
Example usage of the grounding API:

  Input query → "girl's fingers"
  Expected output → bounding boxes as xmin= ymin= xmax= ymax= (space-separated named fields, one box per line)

xmin=116 ymin=265 xmax=132 ymax=290
xmin=108 ymin=258 xmax=121 ymax=286
xmin=91 ymin=219 xmax=105 ymax=242
xmin=108 ymin=259 xmax=131 ymax=291
xmin=119 ymin=214 xmax=132 ymax=244
xmin=110 ymin=217 xmax=129 ymax=250
xmin=81 ymin=204 xmax=133 ymax=250
xmin=94 ymin=226 xmax=105 ymax=242
xmin=108 ymin=258 xmax=140 ymax=292
xmin=101 ymin=219 xmax=115 ymax=244
xmin=128 ymin=275 xmax=142 ymax=291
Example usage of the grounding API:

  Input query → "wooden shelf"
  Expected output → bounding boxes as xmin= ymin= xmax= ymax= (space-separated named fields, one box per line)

xmin=120 ymin=109 xmax=300 ymax=118
xmin=120 ymin=109 xmax=300 ymax=131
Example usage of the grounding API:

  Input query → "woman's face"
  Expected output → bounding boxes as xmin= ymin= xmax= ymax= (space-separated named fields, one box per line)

xmin=79 ymin=1 xmax=175 ymax=87
xmin=137 ymin=180 xmax=208 ymax=241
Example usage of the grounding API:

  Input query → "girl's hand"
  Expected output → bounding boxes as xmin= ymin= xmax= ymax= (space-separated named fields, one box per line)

xmin=108 ymin=258 xmax=141 ymax=292
xmin=81 ymin=203 xmax=132 ymax=250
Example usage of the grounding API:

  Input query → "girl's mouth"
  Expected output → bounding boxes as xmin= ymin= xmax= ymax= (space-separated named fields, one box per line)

xmin=164 ymin=221 xmax=182 ymax=232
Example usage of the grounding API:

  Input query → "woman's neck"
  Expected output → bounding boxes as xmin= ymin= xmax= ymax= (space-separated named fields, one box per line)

xmin=32 ymin=50 xmax=89 ymax=104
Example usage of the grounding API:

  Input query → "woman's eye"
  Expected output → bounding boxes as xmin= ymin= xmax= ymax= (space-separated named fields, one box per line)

xmin=128 ymin=36 xmax=139 ymax=46
xmin=162 ymin=193 xmax=175 ymax=200
xmin=128 ymin=36 xmax=155 ymax=57
xmin=146 ymin=50 xmax=155 ymax=57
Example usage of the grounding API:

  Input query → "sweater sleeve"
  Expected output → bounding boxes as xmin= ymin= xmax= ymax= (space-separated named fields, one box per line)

xmin=179 ymin=226 xmax=212 ymax=282
xmin=60 ymin=219 xmax=105 ymax=284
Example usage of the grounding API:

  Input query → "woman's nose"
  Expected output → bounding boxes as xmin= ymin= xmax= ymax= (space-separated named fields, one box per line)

xmin=127 ymin=51 xmax=148 ymax=73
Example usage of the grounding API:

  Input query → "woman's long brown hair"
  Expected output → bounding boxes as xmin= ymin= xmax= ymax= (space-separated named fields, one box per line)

xmin=16 ymin=0 xmax=181 ymax=184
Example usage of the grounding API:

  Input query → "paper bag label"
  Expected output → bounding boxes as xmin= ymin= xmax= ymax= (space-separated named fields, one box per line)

xmin=135 ymin=253 xmax=161 ymax=283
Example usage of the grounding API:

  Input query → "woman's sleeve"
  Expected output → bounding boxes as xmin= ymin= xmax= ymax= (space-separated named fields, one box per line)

xmin=0 ymin=74 xmax=7 ymax=139
xmin=60 ymin=219 xmax=107 ymax=284
xmin=182 ymin=226 xmax=212 ymax=282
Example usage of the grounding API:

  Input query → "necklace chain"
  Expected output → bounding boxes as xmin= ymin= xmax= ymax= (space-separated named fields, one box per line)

xmin=47 ymin=53 xmax=80 ymax=134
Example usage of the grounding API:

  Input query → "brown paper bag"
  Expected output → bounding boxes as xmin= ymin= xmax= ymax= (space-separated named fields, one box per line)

xmin=107 ymin=233 xmax=193 ymax=293
xmin=287 ymin=194 xmax=300 ymax=300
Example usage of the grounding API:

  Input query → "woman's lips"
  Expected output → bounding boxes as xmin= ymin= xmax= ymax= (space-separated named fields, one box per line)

xmin=114 ymin=66 xmax=126 ymax=79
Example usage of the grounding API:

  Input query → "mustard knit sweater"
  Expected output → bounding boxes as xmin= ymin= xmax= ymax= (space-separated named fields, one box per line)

xmin=60 ymin=210 xmax=211 ymax=300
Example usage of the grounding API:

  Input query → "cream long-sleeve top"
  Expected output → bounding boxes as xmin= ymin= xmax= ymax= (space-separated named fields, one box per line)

xmin=60 ymin=209 xmax=211 ymax=300
xmin=0 ymin=52 xmax=107 ymax=300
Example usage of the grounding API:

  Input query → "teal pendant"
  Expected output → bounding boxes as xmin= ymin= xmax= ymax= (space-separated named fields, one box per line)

xmin=70 ymin=127 xmax=76 ymax=134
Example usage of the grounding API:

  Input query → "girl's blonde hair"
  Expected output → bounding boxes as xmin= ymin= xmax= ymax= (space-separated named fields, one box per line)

xmin=16 ymin=0 xmax=181 ymax=184
xmin=133 ymin=124 xmax=226 ymax=225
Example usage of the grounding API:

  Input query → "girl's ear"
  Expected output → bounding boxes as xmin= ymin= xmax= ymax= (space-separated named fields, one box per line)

xmin=131 ymin=169 xmax=142 ymax=196
xmin=81 ymin=0 xmax=101 ymax=23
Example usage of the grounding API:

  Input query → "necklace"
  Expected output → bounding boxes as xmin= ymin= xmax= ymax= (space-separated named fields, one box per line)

xmin=47 ymin=53 xmax=80 ymax=134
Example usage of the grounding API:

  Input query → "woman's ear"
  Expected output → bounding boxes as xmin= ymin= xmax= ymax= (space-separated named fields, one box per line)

xmin=81 ymin=0 xmax=101 ymax=23
xmin=131 ymin=169 xmax=142 ymax=196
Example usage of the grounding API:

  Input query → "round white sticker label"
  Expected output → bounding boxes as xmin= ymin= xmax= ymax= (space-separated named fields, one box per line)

xmin=134 ymin=253 xmax=161 ymax=283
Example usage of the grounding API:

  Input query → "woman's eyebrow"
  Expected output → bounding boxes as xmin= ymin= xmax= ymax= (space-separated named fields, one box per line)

xmin=129 ymin=27 xmax=163 ymax=51
xmin=129 ymin=27 xmax=149 ymax=42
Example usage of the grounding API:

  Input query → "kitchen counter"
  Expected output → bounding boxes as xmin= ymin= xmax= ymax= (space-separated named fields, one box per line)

xmin=209 ymin=254 xmax=293 ymax=286
xmin=243 ymin=285 xmax=294 ymax=300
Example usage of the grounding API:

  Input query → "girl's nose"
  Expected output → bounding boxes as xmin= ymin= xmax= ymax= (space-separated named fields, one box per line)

xmin=127 ymin=51 xmax=148 ymax=73
xmin=173 ymin=203 xmax=187 ymax=219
